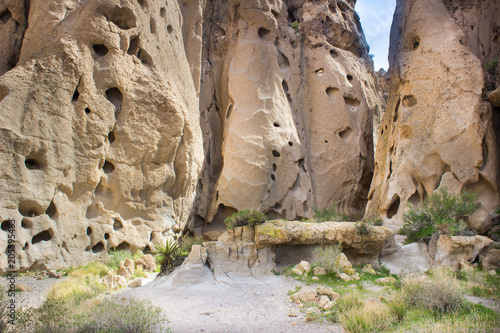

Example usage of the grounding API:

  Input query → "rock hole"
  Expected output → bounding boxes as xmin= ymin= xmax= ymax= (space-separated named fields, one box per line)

xmin=102 ymin=6 xmax=137 ymax=30
xmin=167 ymin=25 xmax=173 ymax=33
xmin=104 ymin=233 xmax=110 ymax=240
xmin=85 ymin=246 xmax=91 ymax=252
xmin=62 ymin=241 xmax=69 ymax=252
xmin=339 ymin=127 xmax=353 ymax=140
xmin=387 ymin=195 xmax=400 ymax=219
xmin=226 ymin=104 xmax=233 ymax=119
xmin=344 ymin=96 xmax=360 ymax=107
xmin=278 ymin=52 xmax=290 ymax=68
xmin=149 ymin=232 xmax=153 ymax=241
xmin=0 ymin=8 xmax=12 ymax=23
xmin=330 ymin=49 xmax=338 ymax=58
xmin=272 ymin=150 xmax=281 ymax=157
xmin=393 ymin=100 xmax=400 ymax=122
xmin=19 ymin=201 xmax=44 ymax=217
xmin=108 ymin=131 xmax=115 ymax=144
xmin=315 ymin=68 xmax=324 ymax=76
xmin=93 ymin=44 xmax=108 ymax=56
xmin=85 ymin=107 xmax=91 ymax=114
xmin=128 ymin=36 xmax=140 ymax=55
xmin=137 ymin=0 xmax=147 ymax=9
xmin=271 ymin=9 xmax=279 ymax=18
xmin=273 ymin=122 xmax=280 ymax=127
xmin=113 ymin=219 xmax=123 ymax=230
xmin=0 ymin=85 xmax=9 ymax=104
xmin=346 ymin=75 xmax=353 ymax=82
xmin=274 ymin=203 xmax=282 ymax=210
xmin=480 ymin=138 xmax=489 ymax=171
xmin=116 ymin=242 xmax=131 ymax=251
xmin=87 ymin=226 xmax=92 ymax=235
xmin=32 ymin=229 xmax=53 ymax=244
xmin=21 ymin=219 xmax=32 ymax=229
xmin=272 ymin=163 xmax=277 ymax=172
xmin=138 ymin=48 xmax=153 ymax=66
xmin=160 ymin=7 xmax=166 ymax=18
xmin=150 ymin=18 xmax=156 ymax=34
xmin=298 ymin=158 xmax=306 ymax=172
xmin=92 ymin=242 xmax=104 ymax=253
xmin=143 ymin=245 xmax=152 ymax=254
xmin=23 ymin=243 xmax=29 ymax=250
xmin=412 ymin=37 xmax=420 ymax=50
xmin=103 ymin=161 xmax=115 ymax=173
xmin=25 ymin=158 xmax=41 ymax=170
xmin=1 ymin=221 xmax=11 ymax=231
xmin=326 ymin=87 xmax=339 ymax=98
xmin=258 ymin=27 xmax=271 ymax=39
xmin=288 ymin=141 xmax=293 ymax=146
xmin=271 ymin=174 xmax=276 ymax=182
xmin=72 ymin=88 xmax=79 ymax=102
xmin=105 ymin=87 xmax=123 ymax=113
xmin=45 ymin=200 xmax=57 ymax=218
xmin=408 ymin=191 xmax=420 ymax=205
xmin=402 ymin=95 xmax=417 ymax=107
xmin=324 ymin=140 xmax=328 ymax=143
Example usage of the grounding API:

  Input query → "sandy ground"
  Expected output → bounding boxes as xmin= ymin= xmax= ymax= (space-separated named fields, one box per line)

xmin=0 ymin=275 xmax=67 ymax=309
xmin=119 ymin=274 xmax=344 ymax=333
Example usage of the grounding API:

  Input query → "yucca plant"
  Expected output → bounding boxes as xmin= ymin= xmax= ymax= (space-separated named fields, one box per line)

xmin=152 ymin=238 xmax=181 ymax=275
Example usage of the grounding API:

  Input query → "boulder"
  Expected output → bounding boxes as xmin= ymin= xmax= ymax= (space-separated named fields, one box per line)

xmin=431 ymin=235 xmax=494 ymax=270
xmin=362 ymin=264 xmax=377 ymax=275
xmin=134 ymin=255 xmax=156 ymax=272
xmin=102 ymin=275 xmax=127 ymax=290
xmin=202 ymin=231 xmax=224 ymax=242
xmin=313 ymin=267 xmax=327 ymax=276
xmin=291 ymin=286 xmax=318 ymax=303
xmin=338 ymin=273 xmax=351 ymax=282
xmin=292 ymin=261 xmax=312 ymax=275
xmin=123 ymin=259 xmax=135 ymax=276
xmin=482 ymin=249 xmax=500 ymax=271
xmin=381 ymin=242 xmax=432 ymax=274
xmin=187 ymin=245 xmax=208 ymax=264
xmin=487 ymin=87 xmax=500 ymax=107
xmin=335 ymin=253 xmax=355 ymax=275
xmin=118 ymin=266 xmax=132 ymax=279
xmin=316 ymin=286 xmax=340 ymax=301
xmin=376 ymin=277 xmax=396 ymax=284
xmin=15 ymin=284 xmax=32 ymax=292
xmin=127 ymin=278 xmax=143 ymax=288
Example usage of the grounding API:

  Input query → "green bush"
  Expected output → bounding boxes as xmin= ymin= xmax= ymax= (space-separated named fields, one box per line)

xmin=105 ymin=250 xmax=137 ymax=272
xmin=312 ymin=244 xmax=343 ymax=273
xmin=290 ymin=20 xmax=299 ymax=33
xmin=362 ymin=217 xmax=383 ymax=226
xmin=484 ymin=59 xmax=498 ymax=73
xmin=152 ymin=238 xmax=182 ymax=275
xmin=355 ymin=221 xmax=372 ymax=235
xmin=311 ymin=205 xmax=349 ymax=222
xmin=224 ymin=209 xmax=267 ymax=229
xmin=178 ymin=235 xmax=202 ymax=256
xmin=399 ymin=190 xmax=478 ymax=243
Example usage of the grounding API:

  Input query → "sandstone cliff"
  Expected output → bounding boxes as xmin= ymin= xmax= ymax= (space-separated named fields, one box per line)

xmin=365 ymin=0 xmax=500 ymax=233
xmin=0 ymin=0 xmax=203 ymax=271
xmin=194 ymin=0 xmax=383 ymax=232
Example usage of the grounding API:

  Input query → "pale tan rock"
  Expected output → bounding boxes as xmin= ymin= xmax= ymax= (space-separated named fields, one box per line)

xmin=362 ymin=264 xmax=377 ymax=275
xmin=102 ymin=275 xmax=127 ymax=290
xmin=380 ymin=242 xmax=433 ymax=274
xmin=365 ymin=0 xmax=500 ymax=230
xmin=291 ymin=286 xmax=318 ymax=303
xmin=313 ymin=267 xmax=327 ymax=276
xmin=312 ymin=277 xmax=319 ymax=281
xmin=431 ymin=235 xmax=493 ymax=270
xmin=305 ymin=307 xmax=321 ymax=316
xmin=376 ymin=277 xmax=396 ymax=284
xmin=317 ymin=295 xmax=331 ymax=309
xmin=459 ymin=262 xmax=474 ymax=273
xmin=118 ymin=266 xmax=131 ymax=279
xmin=15 ymin=284 xmax=32 ymax=292
xmin=316 ymin=286 xmax=339 ymax=301
xmin=134 ymin=254 xmax=156 ymax=272
xmin=482 ymin=249 xmax=500 ymax=272
xmin=255 ymin=221 xmax=394 ymax=258
xmin=0 ymin=0 xmax=203 ymax=273
xmin=292 ymin=261 xmax=312 ymax=276
xmin=335 ymin=253 xmax=355 ymax=275
xmin=127 ymin=277 xmax=143 ymax=288
xmin=338 ymin=273 xmax=351 ymax=282
xmin=487 ymin=88 xmax=500 ymax=107
xmin=202 ymin=231 xmax=224 ymax=241
xmin=123 ymin=259 xmax=135 ymax=276
xmin=287 ymin=308 xmax=300 ymax=317
xmin=488 ymin=270 xmax=497 ymax=276
xmin=187 ymin=245 xmax=208 ymax=264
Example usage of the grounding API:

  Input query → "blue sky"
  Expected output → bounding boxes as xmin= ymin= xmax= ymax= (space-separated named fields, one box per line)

xmin=355 ymin=0 xmax=396 ymax=70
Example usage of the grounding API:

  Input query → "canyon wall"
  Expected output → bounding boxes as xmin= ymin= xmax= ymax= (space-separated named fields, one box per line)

xmin=194 ymin=0 xmax=383 ymax=232
xmin=0 ymin=0 xmax=203 ymax=271
xmin=365 ymin=0 xmax=500 ymax=233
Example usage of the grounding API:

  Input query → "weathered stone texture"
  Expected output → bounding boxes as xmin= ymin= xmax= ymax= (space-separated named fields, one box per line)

xmin=365 ymin=0 xmax=499 ymax=231
xmin=0 ymin=0 xmax=203 ymax=272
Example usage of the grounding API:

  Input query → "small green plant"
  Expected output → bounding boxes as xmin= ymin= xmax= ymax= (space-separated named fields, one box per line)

xmin=484 ymin=59 xmax=498 ymax=73
xmin=312 ymin=244 xmax=343 ymax=273
xmin=105 ymin=249 xmax=137 ymax=272
xmin=355 ymin=221 xmax=371 ymax=235
xmin=178 ymin=234 xmax=202 ymax=256
xmin=363 ymin=217 xmax=383 ymax=226
xmin=152 ymin=238 xmax=182 ymax=275
xmin=290 ymin=20 xmax=299 ymax=33
xmin=224 ymin=209 xmax=267 ymax=229
xmin=311 ymin=205 xmax=349 ymax=222
xmin=399 ymin=190 xmax=478 ymax=243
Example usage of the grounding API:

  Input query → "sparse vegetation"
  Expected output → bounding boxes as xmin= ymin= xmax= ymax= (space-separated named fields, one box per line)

xmin=178 ymin=234 xmax=203 ymax=256
xmin=224 ymin=209 xmax=267 ymax=229
xmin=312 ymin=245 xmax=343 ymax=273
xmin=152 ymin=238 xmax=182 ymax=275
xmin=484 ymin=59 xmax=499 ymax=73
xmin=399 ymin=190 xmax=478 ymax=243
xmin=290 ymin=20 xmax=299 ymax=33
xmin=309 ymin=205 xmax=349 ymax=222
xmin=362 ymin=217 xmax=383 ymax=226
xmin=355 ymin=221 xmax=372 ymax=235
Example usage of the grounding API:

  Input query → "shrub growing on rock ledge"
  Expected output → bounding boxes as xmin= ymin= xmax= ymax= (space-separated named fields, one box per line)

xmin=399 ymin=190 xmax=478 ymax=243
xmin=224 ymin=209 xmax=267 ymax=229
xmin=310 ymin=205 xmax=349 ymax=222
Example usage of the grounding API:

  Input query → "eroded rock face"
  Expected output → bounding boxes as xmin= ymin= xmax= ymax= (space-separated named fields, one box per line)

xmin=0 ymin=0 xmax=203 ymax=272
xmin=365 ymin=0 xmax=500 ymax=231
xmin=195 ymin=0 xmax=383 ymax=231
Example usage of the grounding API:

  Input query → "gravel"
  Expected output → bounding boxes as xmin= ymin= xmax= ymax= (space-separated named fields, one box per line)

xmin=0 ymin=275 xmax=67 ymax=309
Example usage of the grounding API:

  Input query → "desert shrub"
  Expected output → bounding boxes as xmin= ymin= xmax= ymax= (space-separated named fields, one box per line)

xmin=484 ymin=59 xmax=498 ymax=73
xmin=388 ymin=296 xmax=408 ymax=323
xmin=355 ymin=221 xmax=372 ymax=235
xmin=399 ymin=190 xmax=478 ymax=243
xmin=66 ymin=262 xmax=109 ymax=278
xmin=105 ymin=250 xmax=137 ymax=272
xmin=290 ymin=20 xmax=299 ymax=33
xmin=402 ymin=268 xmax=468 ymax=314
xmin=224 ymin=209 xmax=267 ymax=229
xmin=312 ymin=244 xmax=342 ymax=272
xmin=152 ymin=238 xmax=182 ymax=274
xmin=336 ymin=292 xmax=364 ymax=313
xmin=47 ymin=275 xmax=105 ymax=309
xmin=338 ymin=301 xmax=396 ymax=333
xmin=178 ymin=234 xmax=202 ymax=255
xmin=311 ymin=205 xmax=349 ymax=222
xmin=363 ymin=217 xmax=383 ymax=226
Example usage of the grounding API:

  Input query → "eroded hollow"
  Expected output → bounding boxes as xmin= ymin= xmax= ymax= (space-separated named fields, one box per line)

xmin=138 ymin=48 xmax=153 ymax=66
xmin=258 ymin=27 xmax=271 ymax=39
xmin=25 ymin=158 xmax=41 ymax=170
xmin=278 ymin=52 xmax=290 ymax=68
xmin=45 ymin=200 xmax=57 ymax=218
xmin=19 ymin=201 xmax=44 ymax=217
xmin=104 ymin=233 xmax=110 ymax=240
xmin=32 ymin=229 xmax=52 ymax=244
xmin=138 ymin=0 xmax=147 ymax=9
xmin=160 ymin=7 xmax=166 ymax=18
xmin=344 ymin=96 xmax=360 ymax=107
xmin=92 ymin=242 xmax=104 ymax=253
xmin=21 ymin=219 xmax=32 ymax=229
xmin=402 ymin=95 xmax=417 ymax=107
xmin=167 ymin=25 xmax=173 ymax=33
xmin=0 ymin=9 xmax=12 ymax=23
xmin=93 ymin=44 xmax=109 ymax=56
xmin=150 ymin=18 xmax=156 ymax=34
xmin=72 ymin=89 xmax=79 ymax=102
xmin=103 ymin=161 xmax=115 ymax=173
xmin=128 ymin=36 xmax=140 ymax=55
xmin=1 ymin=221 xmax=11 ymax=231
xmin=347 ymin=75 xmax=353 ymax=82
xmin=105 ymin=87 xmax=123 ymax=112
xmin=273 ymin=122 xmax=280 ymax=127
xmin=272 ymin=150 xmax=281 ymax=157
xmin=113 ymin=219 xmax=123 ymax=230
xmin=108 ymin=132 xmax=115 ymax=144
xmin=339 ymin=127 xmax=353 ymax=140
xmin=85 ymin=107 xmax=91 ymax=114
xmin=116 ymin=242 xmax=131 ymax=251
xmin=387 ymin=195 xmax=401 ymax=219
xmin=326 ymin=87 xmax=339 ymax=98
xmin=330 ymin=49 xmax=338 ymax=58
xmin=87 ymin=226 xmax=92 ymax=235
xmin=102 ymin=6 xmax=137 ymax=30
